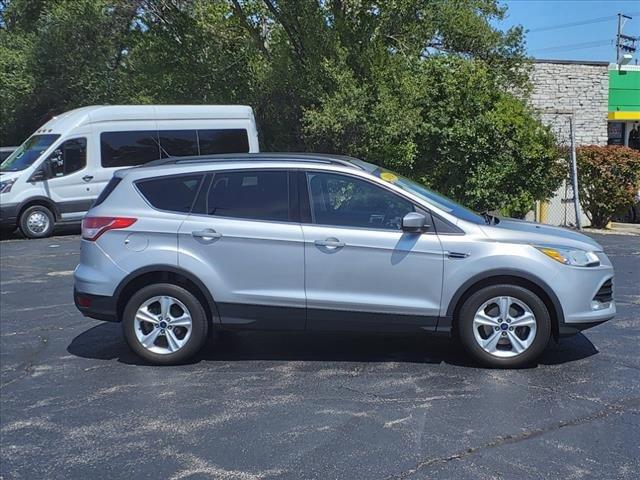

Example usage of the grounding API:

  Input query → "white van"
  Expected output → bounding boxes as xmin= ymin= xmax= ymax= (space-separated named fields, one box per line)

xmin=0 ymin=105 xmax=259 ymax=238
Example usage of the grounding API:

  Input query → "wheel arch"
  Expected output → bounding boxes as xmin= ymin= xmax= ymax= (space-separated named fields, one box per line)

xmin=114 ymin=265 xmax=220 ymax=326
xmin=18 ymin=197 xmax=61 ymax=222
xmin=446 ymin=269 xmax=564 ymax=341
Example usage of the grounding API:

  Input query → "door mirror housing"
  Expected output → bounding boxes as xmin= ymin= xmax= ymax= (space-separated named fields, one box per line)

xmin=28 ymin=160 xmax=51 ymax=182
xmin=402 ymin=212 xmax=429 ymax=232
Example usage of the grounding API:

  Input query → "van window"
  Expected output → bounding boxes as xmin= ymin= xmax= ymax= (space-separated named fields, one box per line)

xmin=101 ymin=131 xmax=160 ymax=167
xmin=198 ymin=129 xmax=249 ymax=155
xmin=206 ymin=170 xmax=289 ymax=222
xmin=48 ymin=138 xmax=87 ymax=177
xmin=159 ymin=130 xmax=199 ymax=158
xmin=136 ymin=174 xmax=204 ymax=213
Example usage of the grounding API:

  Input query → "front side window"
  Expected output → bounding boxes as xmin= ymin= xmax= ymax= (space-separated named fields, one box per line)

xmin=206 ymin=170 xmax=289 ymax=222
xmin=198 ymin=129 xmax=249 ymax=155
xmin=0 ymin=134 xmax=60 ymax=172
xmin=48 ymin=138 xmax=87 ymax=177
xmin=307 ymin=172 xmax=414 ymax=230
xmin=136 ymin=174 xmax=204 ymax=213
xmin=101 ymin=131 xmax=160 ymax=167
xmin=351 ymin=159 xmax=485 ymax=224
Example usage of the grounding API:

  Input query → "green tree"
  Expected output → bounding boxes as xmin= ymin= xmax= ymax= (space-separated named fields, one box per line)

xmin=577 ymin=146 xmax=640 ymax=228
xmin=0 ymin=0 xmax=563 ymax=216
xmin=0 ymin=0 xmax=137 ymax=144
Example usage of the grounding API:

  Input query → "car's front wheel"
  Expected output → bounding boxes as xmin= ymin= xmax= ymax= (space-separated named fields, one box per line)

xmin=123 ymin=283 xmax=209 ymax=365
xmin=458 ymin=284 xmax=551 ymax=368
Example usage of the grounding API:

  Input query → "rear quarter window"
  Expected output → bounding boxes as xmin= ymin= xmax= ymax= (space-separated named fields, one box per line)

xmin=136 ymin=174 xmax=204 ymax=213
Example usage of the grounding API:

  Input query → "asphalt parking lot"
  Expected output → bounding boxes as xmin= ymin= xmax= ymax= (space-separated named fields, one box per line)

xmin=0 ymin=230 xmax=638 ymax=479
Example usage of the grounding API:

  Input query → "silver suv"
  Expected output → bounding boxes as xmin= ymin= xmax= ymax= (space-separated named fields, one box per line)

xmin=73 ymin=154 xmax=616 ymax=367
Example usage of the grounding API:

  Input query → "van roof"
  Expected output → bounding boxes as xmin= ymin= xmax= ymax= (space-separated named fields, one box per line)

xmin=34 ymin=105 xmax=255 ymax=134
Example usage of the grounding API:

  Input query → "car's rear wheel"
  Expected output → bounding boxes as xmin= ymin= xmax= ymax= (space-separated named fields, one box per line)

xmin=123 ymin=283 xmax=209 ymax=365
xmin=458 ymin=284 xmax=551 ymax=368
xmin=19 ymin=205 xmax=54 ymax=239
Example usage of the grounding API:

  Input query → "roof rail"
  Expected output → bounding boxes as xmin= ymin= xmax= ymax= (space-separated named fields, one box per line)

xmin=140 ymin=153 xmax=364 ymax=170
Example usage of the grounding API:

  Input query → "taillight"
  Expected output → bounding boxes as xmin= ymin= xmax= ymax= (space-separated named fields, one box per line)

xmin=82 ymin=216 xmax=137 ymax=241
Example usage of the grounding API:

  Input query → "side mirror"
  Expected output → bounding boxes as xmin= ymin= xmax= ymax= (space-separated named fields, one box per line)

xmin=28 ymin=163 xmax=49 ymax=182
xmin=402 ymin=212 xmax=429 ymax=232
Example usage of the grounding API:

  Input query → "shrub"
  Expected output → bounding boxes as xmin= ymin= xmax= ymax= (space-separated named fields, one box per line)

xmin=576 ymin=146 xmax=640 ymax=228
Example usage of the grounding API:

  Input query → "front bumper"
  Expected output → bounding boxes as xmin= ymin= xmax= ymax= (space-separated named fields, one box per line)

xmin=553 ymin=252 xmax=616 ymax=335
xmin=74 ymin=289 xmax=118 ymax=322
xmin=559 ymin=319 xmax=612 ymax=337
xmin=0 ymin=202 xmax=18 ymax=228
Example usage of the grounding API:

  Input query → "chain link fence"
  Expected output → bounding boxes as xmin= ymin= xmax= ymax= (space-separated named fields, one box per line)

xmin=525 ymin=112 xmax=590 ymax=228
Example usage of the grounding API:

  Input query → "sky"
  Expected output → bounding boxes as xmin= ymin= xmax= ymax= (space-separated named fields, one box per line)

xmin=496 ymin=0 xmax=640 ymax=62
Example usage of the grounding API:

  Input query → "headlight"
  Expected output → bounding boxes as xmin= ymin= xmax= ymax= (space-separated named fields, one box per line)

xmin=0 ymin=179 xmax=16 ymax=193
xmin=535 ymin=245 xmax=600 ymax=267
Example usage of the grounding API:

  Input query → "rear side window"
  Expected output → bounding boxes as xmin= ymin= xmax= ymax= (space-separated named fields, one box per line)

xmin=198 ymin=129 xmax=249 ymax=154
xmin=93 ymin=177 xmax=122 ymax=207
xmin=206 ymin=170 xmax=289 ymax=222
xmin=159 ymin=130 xmax=199 ymax=158
xmin=101 ymin=131 xmax=160 ymax=167
xmin=137 ymin=174 xmax=204 ymax=213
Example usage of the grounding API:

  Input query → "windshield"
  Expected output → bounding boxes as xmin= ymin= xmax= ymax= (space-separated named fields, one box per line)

xmin=351 ymin=160 xmax=486 ymax=224
xmin=0 ymin=134 xmax=60 ymax=172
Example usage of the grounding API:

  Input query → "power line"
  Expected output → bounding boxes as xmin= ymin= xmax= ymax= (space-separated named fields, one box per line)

xmin=530 ymin=39 xmax=614 ymax=53
xmin=528 ymin=12 xmax=639 ymax=33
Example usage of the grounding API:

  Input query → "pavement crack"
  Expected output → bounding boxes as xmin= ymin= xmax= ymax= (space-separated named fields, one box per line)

xmin=339 ymin=384 xmax=383 ymax=400
xmin=384 ymin=396 xmax=640 ymax=480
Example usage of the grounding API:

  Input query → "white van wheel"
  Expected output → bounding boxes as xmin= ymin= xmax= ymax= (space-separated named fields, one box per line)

xmin=20 ymin=205 xmax=55 ymax=239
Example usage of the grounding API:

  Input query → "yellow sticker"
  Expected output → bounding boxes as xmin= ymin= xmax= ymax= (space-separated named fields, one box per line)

xmin=380 ymin=171 xmax=398 ymax=183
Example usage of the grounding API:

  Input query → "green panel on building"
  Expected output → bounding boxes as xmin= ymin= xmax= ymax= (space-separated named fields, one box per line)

xmin=608 ymin=68 xmax=640 ymax=120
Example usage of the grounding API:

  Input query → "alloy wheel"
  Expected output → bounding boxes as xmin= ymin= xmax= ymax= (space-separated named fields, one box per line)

xmin=134 ymin=295 xmax=193 ymax=355
xmin=472 ymin=296 xmax=537 ymax=358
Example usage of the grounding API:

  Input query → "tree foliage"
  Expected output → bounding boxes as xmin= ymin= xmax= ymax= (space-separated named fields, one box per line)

xmin=0 ymin=0 xmax=562 ymax=215
xmin=576 ymin=146 xmax=640 ymax=229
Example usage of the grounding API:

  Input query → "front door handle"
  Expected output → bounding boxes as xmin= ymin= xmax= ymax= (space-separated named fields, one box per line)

xmin=314 ymin=238 xmax=345 ymax=249
xmin=82 ymin=175 xmax=94 ymax=182
xmin=192 ymin=229 xmax=222 ymax=242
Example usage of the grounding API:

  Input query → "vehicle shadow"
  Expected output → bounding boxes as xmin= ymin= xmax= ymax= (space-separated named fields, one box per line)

xmin=0 ymin=224 xmax=80 ymax=241
xmin=67 ymin=322 xmax=599 ymax=369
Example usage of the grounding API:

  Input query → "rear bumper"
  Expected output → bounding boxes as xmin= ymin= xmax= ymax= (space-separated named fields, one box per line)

xmin=74 ymin=289 xmax=118 ymax=322
xmin=0 ymin=202 xmax=18 ymax=228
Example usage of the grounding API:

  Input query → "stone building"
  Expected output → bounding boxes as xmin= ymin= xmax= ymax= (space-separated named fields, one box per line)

xmin=530 ymin=59 xmax=609 ymax=147
xmin=525 ymin=60 xmax=640 ymax=227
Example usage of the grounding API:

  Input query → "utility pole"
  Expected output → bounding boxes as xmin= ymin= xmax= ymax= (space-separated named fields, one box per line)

xmin=616 ymin=13 xmax=637 ymax=67
xmin=617 ymin=13 xmax=622 ymax=64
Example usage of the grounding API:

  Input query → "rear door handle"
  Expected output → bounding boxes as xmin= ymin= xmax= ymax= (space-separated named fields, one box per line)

xmin=192 ymin=229 xmax=222 ymax=242
xmin=82 ymin=175 xmax=94 ymax=182
xmin=314 ymin=238 xmax=345 ymax=249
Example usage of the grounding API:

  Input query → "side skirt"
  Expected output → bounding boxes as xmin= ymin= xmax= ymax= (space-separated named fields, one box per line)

xmin=217 ymin=302 xmax=447 ymax=334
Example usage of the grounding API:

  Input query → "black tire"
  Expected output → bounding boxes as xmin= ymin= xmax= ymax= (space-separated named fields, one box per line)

xmin=19 ymin=205 xmax=55 ymax=239
xmin=122 ymin=283 xmax=209 ymax=365
xmin=457 ymin=284 xmax=551 ymax=368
